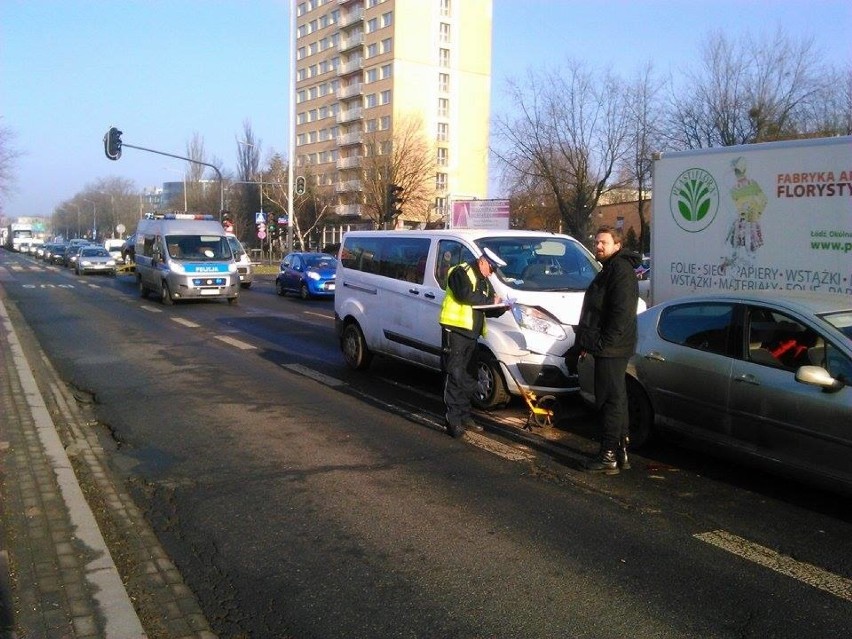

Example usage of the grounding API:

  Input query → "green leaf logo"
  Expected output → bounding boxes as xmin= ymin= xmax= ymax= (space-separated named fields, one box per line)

xmin=670 ymin=168 xmax=719 ymax=232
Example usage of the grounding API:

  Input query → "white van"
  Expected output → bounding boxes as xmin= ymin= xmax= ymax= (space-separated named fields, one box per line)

xmin=334 ymin=229 xmax=637 ymax=409
xmin=225 ymin=234 xmax=254 ymax=288
xmin=134 ymin=213 xmax=241 ymax=305
xmin=103 ymin=238 xmax=125 ymax=263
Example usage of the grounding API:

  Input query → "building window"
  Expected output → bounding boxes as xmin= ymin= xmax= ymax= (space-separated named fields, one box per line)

xmin=438 ymin=72 xmax=449 ymax=92
xmin=440 ymin=0 xmax=451 ymax=17
xmin=367 ymin=42 xmax=379 ymax=58
xmin=437 ymin=97 xmax=449 ymax=118
xmin=382 ymin=38 xmax=392 ymax=54
xmin=437 ymin=148 xmax=448 ymax=166
xmin=437 ymin=122 xmax=449 ymax=142
xmin=439 ymin=23 xmax=451 ymax=44
xmin=365 ymin=93 xmax=377 ymax=108
xmin=381 ymin=63 xmax=392 ymax=79
xmin=365 ymin=68 xmax=378 ymax=83
xmin=366 ymin=17 xmax=378 ymax=33
xmin=439 ymin=48 xmax=450 ymax=67
xmin=380 ymin=90 xmax=391 ymax=105
xmin=436 ymin=173 xmax=448 ymax=192
xmin=381 ymin=11 xmax=392 ymax=27
xmin=380 ymin=115 xmax=391 ymax=130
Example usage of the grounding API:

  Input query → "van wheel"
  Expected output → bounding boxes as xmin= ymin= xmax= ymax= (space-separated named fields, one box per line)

xmin=161 ymin=282 xmax=174 ymax=305
xmin=473 ymin=352 xmax=510 ymax=409
xmin=341 ymin=322 xmax=372 ymax=370
xmin=138 ymin=277 xmax=148 ymax=299
xmin=228 ymin=296 xmax=239 ymax=305
xmin=626 ymin=377 xmax=653 ymax=449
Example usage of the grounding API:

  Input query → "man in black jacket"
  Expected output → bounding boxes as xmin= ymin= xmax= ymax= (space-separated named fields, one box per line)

xmin=576 ymin=226 xmax=640 ymax=474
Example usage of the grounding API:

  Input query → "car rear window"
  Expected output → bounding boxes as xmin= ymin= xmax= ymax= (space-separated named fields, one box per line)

xmin=658 ymin=303 xmax=735 ymax=356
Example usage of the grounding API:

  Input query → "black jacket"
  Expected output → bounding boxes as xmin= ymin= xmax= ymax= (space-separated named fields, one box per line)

xmin=576 ymin=249 xmax=641 ymax=358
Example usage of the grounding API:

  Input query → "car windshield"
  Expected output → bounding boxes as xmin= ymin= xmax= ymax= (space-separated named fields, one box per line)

xmin=165 ymin=234 xmax=232 ymax=260
xmin=475 ymin=236 xmax=599 ymax=292
xmin=81 ymin=248 xmax=109 ymax=257
xmin=304 ymin=255 xmax=337 ymax=269
xmin=821 ymin=310 xmax=852 ymax=340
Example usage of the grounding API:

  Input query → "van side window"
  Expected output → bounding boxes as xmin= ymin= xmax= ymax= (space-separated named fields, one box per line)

xmin=141 ymin=234 xmax=158 ymax=258
xmin=436 ymin=240 xmax=475 ymax=290
xmin=341 ymin=237 xmax=382 ymax=274
xmin=380 ymin=238 xmax=430 ymax=283
xmin=341 ymin=237 xmax=430 ymax=283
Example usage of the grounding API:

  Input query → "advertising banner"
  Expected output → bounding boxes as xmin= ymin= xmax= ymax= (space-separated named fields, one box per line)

xmin=450 ymin=199 xmax=510 ymax=230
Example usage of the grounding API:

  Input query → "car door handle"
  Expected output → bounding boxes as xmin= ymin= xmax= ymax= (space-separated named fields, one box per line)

xmin=734 ymin=373 xmax=761 ymax=386
xmin=424 ymin=292 xmax=436 ymax=299
xmin=408 ymin=288 xmax=420 ymax=295
xmin=643 ymin=350 xmax=665 ymax=362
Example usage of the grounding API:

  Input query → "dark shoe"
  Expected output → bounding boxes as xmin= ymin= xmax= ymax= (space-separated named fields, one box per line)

xmin=616 ymin=436 xmax=631 ymax=470
xmin=446 ymin=422 xmax=465 ymax=439
xmin=585 ymin=449 xmax=619 ymax=475
xmin=463 ymin=418 xmax=483 ymax=432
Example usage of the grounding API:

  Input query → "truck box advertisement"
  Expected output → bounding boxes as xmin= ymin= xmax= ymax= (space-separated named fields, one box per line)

xmin=650 ymin=136 xmax=852 ymax=305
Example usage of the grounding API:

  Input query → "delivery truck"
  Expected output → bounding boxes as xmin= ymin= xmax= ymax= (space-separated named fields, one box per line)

xmin=649 ymin=135 xmax=852 ymax=306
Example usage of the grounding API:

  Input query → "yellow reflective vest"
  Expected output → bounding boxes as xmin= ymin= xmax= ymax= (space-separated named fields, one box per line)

xmin=439 ymin=263 xmax=486 ymax=336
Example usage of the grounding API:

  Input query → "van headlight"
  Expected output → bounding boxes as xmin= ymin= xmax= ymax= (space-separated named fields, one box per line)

xmin=170 ymin=262 xmax=186 ymax=274
xmin=511 ymin=303 xmax=567 ymax=339
xmin=307 ymin=271 xmax=321 ymax=280
xmin=228 ymin=263 xmax=237 ymax=273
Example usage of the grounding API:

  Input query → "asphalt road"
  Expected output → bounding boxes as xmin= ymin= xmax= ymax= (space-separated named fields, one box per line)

xmin=2 ymin=250 xmax=850 ymax=638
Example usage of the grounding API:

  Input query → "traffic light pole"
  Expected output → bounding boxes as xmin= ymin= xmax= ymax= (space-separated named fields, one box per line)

xmin=121 ymin=143 xmax=225 ymax=222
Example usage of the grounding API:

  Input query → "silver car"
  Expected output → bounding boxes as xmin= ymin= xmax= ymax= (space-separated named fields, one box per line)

xmin=75 ymin=246 xmax=117 ymax=276
xmin=578 ymin=292 xmax=852 ymax=493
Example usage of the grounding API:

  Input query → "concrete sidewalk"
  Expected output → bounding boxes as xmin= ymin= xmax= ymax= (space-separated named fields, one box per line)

xmin=0 ymin=291 xmax=216 ymax=639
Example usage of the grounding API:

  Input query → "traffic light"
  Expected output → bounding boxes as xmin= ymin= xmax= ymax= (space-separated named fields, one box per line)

xmin=385 ymin=183 xmax=404 ymax=223
xmin=104 ymin=126 xmax=122 ymax=160
xmin=267 ymin=212 xmax=276 ymax=236
xmin=295 ymin=175 xmax=306 ymax=196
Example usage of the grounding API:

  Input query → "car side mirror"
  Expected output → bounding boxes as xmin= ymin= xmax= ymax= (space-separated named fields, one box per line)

xmin=795 ymin=365 xmax=845 ymax=393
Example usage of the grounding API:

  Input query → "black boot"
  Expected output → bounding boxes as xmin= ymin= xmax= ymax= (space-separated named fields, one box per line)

xmin=585 ymin=448 xmax=619 ymax=475
xmin=617 ymin=436 xmax=631 ymax=470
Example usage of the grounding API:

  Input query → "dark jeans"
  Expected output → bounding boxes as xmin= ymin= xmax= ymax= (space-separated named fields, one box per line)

xmin=594 ymin=356 xmax=630 ymax=450
xmin=442 ymin=329 xmax=478 ymax=427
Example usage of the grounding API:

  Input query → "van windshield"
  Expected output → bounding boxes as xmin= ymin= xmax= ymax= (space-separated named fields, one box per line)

xmin=475 ymin=236 xmax=600 ymax=292
xmin=165 ymin=234 xmax=232 ymax=261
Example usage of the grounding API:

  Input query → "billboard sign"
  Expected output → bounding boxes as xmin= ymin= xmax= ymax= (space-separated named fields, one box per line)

xmin=450 ymin=199 xmax=510 ymax=230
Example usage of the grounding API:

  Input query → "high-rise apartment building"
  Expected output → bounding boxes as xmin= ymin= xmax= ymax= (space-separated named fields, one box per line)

xmin=294 ymin=0 xmax=492 ymax=224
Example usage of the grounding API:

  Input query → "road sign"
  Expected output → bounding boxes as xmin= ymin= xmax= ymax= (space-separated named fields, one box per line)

xmin=257 ymin=230 xmax=267 ymax=240
xmin=255 ymin=211 xmax=265 ymax=224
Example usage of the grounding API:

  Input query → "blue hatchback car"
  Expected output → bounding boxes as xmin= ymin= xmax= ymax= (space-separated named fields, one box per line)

xmin=275 ymin=252 xmax=338 ymax=299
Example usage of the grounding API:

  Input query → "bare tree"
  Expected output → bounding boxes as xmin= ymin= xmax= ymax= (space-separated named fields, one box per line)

xmin=233 ymin=120 xmax=262 ymax=237
xmin=667 ymin=28 xmax=833 ymax=148
xmin=360 ymin=115 xmax=437 ymax=228
xmin=622 ymin=62 xmax=665 ymax=253
xmin=0 ymin=119 xmax=22 ymax=208
xmin=493 ymin=59 xmax=631 ymax=242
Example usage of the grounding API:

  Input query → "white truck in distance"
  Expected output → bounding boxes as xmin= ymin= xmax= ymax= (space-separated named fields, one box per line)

xmin=649 ymin=135 xmax=852 ymax=306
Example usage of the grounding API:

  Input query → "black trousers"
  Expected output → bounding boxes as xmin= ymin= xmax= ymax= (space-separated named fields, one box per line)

xmin=594 ymin=356 xmax=630 ymax=450
xmin=442 ymin=329 xmax=478 ymax=427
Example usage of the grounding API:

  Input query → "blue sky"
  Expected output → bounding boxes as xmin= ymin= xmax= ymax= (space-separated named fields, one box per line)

xmin=2 ymin=0 xmax=850 ymax=220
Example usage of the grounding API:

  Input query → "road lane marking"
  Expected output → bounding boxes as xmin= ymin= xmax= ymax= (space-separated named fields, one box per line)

xmin=140 ymin=305 xmax=163 ymax=313
xmin=171 ymin=318 xmax=201 ymax=328
xmin=304 ymin=311 xmax=334 ymax=320
xmin=281 ymin=363 xmax=345 ymax=387
xmin=694 ymin=529 xmax=852 ymax=602
xmin=215 ymin=335 xmax=256 ymax=350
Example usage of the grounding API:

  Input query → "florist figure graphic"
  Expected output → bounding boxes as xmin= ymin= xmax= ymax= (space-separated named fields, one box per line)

xmin=725 ymin=156 xmax=766 ymax=262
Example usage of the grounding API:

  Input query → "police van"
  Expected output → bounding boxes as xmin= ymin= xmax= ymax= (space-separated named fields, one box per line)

xmin=334 ymin=229 xmax=639 ymax=409
xmin=134 ymin=213 xmax=241 ymax=305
